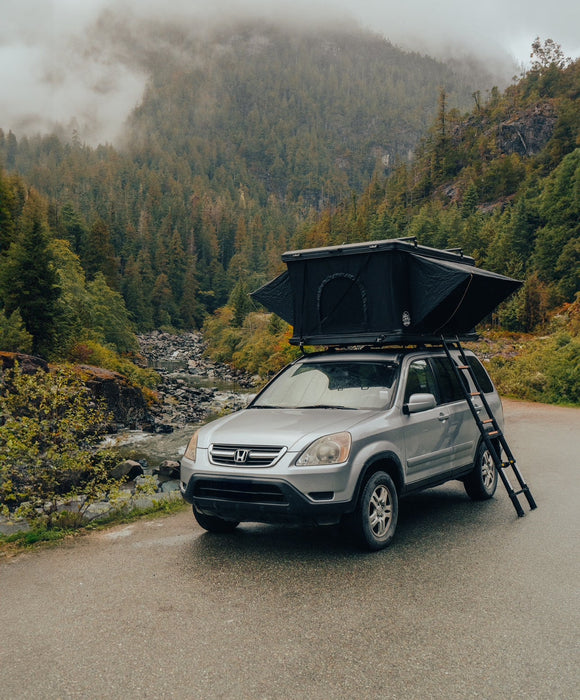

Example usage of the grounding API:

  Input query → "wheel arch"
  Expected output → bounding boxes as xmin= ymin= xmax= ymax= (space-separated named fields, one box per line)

xmin=476 ymin=435 xmax=502 ymax=463
xmin=352 ymin=451 xmax=404 ymax=508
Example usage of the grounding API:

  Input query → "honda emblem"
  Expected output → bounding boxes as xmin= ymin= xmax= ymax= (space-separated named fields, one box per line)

xmin=234 ymin=449 xmax=249 ymax=464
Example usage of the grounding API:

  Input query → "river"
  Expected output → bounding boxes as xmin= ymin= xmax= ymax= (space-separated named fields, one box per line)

xmin=110 ymin=332 xmax=258 ymax=466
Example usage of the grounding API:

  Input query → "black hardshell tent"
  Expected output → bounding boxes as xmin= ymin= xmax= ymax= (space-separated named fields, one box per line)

xmin=251 ymin=238 xmax=522 ymax=346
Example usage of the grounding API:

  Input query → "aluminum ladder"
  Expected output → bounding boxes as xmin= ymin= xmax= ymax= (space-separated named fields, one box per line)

xmin=441 ymin=337 xmax=537 ymax=517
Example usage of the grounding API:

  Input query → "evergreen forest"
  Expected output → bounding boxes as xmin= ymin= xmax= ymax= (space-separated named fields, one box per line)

xmin=0 ymin=24 xmax=578 ymax=402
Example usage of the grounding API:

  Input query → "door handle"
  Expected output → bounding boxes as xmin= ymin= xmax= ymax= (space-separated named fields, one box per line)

xmin=438 ymin=412 xmax=449 ymax=422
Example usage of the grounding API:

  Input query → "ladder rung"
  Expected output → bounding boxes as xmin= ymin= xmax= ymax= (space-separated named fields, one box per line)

xmin=458 ymin=365 xmax=469 ymax=370
xmin=482 ymin=418 xmax=494 ymax=424
xmin=487 ymin=430 xmax=500 ymax=437
xmin=470 ymin=392 xmax=480 ymax=397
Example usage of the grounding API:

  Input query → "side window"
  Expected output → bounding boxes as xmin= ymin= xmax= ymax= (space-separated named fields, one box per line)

xmin=467 ymin=356 xmax=494 ymax=394
xmin=404 ymin=360 xmax=438 ymax=403
xmin=430 ymin=357 xmax=466 ymax=404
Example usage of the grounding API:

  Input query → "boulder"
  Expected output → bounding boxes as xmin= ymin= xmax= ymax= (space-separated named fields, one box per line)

xmin=112 ymin=459 xmax=144 ymax=481
xmin=155 ymin=460 xmax=181 ymax=480
xmin=0 ymin=351 xmax=48 ymax=374
xmin=78 ymin=365 xmax=149 ymax=426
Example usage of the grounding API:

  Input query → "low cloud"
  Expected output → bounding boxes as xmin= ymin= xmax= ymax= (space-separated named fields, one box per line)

xmin=0 ymin=0 xmax=578 ymax=145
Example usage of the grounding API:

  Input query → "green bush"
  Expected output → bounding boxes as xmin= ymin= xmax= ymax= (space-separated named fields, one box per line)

xmin=0 ymin=364 xmax=123 ymax=526
xmin=489 ymin=331 xmax=580 ymax=405
xmin=68 ymin=339 xmax=159 ymax=390
xmin=204 ymin=308 xmax=303 ymax=378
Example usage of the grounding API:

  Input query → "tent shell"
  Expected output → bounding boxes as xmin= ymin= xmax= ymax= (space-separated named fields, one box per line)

xmin=251 ymin=238 xmax=521 ymax=347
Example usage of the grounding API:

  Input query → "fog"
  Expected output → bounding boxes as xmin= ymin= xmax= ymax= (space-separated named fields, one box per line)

xmin=1 ymin=0 xmax=578 ymax=145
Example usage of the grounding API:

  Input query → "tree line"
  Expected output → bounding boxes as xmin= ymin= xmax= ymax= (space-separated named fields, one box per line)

xmin=0 ymin=23 xmax=489 ymax=344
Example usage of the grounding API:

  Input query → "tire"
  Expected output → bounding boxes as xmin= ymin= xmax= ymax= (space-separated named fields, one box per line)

xmin=464 ymin=442 xmax=498 ymax=501
xmin=192 ymin=505 xmax=239 ymax=533
xmin=349 ymin=471 xmax=398 ymax=551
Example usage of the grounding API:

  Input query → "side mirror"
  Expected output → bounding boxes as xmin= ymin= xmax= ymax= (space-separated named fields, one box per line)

xmin=404 ymin=393 xmax=437 ymax=414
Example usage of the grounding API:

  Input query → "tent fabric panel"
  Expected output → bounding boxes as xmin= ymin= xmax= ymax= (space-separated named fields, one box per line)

xmin=286 ymin=250 xmax=411 ymax=341
xmin=250 ymin=271 xmax=294 ymax=325
xmin=408 ymin=255 xmax=470 ymax=329
xmin=409 ymin=254 xmax=522 ymax=333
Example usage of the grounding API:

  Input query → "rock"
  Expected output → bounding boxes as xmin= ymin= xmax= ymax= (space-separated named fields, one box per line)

xmin=0 ymin=352 xmax=49 ymax=375
xmin=84 ymin=502 xmax=115 ymax=521
xmin=79 ymin=365 xmax=149 ymax=426
xmin=160 ymin=480 xmax=181 ymax=493
xmin=497 ymin=103 xmax=558 ymax=157
xmin=132 ymin=496 xmax=156 ymax=510
xmin=155 ymin=460 xmax=181 ymax=480
xmin=112 ymin=459 xmax=144 ymax=481
xmin=0 ymin=516 xmax=31 ymax=535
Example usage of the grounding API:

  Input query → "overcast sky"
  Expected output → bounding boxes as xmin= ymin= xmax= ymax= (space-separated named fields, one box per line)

xmin=1 ymin=0 xmax=579 ymax=145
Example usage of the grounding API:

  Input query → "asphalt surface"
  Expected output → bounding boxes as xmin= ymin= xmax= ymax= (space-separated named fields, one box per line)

xmin=0 ymin=399 xmax=578 ymax=700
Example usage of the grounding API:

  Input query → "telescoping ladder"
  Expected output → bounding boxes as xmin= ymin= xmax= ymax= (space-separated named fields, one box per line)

xmin=441 ymin=337 xmax=537 ymax=517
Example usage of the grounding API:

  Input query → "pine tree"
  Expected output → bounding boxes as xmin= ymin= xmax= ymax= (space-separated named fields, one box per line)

xmin=0 ymin=192 xmax=61 ymax=357
xmin=83 ymin=218 xmax=119 ymax=289
xmin=0 ymin=169 xmax=15 ymax=252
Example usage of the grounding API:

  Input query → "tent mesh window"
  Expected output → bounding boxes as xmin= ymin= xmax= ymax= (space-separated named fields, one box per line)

xmin=317 ymin=273 xmax=368 ymax=334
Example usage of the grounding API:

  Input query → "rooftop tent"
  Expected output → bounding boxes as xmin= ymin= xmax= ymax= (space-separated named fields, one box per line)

xmin=251 ymin=239 xmax=522 ymax=346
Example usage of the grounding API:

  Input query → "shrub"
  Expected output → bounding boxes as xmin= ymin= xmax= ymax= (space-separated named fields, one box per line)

xmin=204 ymin=308 xmax=304 ymax=378
xmin=488 ymin=331 xmax=580 ymax=405
xmin=68 ymin=340 xmax=159 ymax=390
xmin=0 ymin=364 xmax=123 ymax=526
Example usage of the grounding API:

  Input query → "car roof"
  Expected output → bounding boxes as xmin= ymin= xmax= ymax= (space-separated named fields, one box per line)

xmin=296 ymin=346 xmax=473 ymax=364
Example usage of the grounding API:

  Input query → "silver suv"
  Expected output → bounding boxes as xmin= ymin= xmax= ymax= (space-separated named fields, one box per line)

xmin=180 ymin=346 xmax=501 ymax=550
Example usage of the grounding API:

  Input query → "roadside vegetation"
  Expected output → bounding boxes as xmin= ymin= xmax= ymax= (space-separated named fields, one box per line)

xmin=0 ymin=362 xmax=185 ymax=553
xmin=0 ymin=497 xmax=186 ymax=557
xmin=478 ymin=299 xmax=580 ymax=405
xmin=0 ymin=364 xmax=123 ymax=526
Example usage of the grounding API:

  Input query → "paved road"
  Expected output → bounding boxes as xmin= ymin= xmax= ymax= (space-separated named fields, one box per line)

xmin=1 ymin=400 xmax=578 ymax=699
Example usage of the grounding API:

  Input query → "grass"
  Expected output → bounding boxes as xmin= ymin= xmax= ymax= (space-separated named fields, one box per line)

xmin=0 ymin=497 xmax=187 ymax=557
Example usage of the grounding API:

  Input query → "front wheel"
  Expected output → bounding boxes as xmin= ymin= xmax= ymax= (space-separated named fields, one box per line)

xmin=349 ymin=471 xmax=398 ymax=551
xmin=192 ymin=505 xmax=239 ymax=533
xmin=464 ymin=442 xmax=498 ymax=501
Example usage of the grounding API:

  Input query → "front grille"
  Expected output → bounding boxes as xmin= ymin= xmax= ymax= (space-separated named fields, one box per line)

xmin=209 ymin=444 xmax=286 ymax=468
xmin=194 ymin=479 xmax=288 ymax=505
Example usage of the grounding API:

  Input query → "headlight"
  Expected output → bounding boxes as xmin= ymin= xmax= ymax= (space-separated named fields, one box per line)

xmin=296 ymin=432 xmax=351 ymax=467
xmin=184 ymin=431 xmax=199 ymax=462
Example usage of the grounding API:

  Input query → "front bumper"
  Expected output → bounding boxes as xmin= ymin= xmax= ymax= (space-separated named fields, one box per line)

xmin=181 ymin=473 xmax=353 ymax=526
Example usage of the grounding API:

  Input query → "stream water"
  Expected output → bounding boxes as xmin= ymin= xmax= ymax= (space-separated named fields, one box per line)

xmin=109 ymin=383 xmax=256 ymax=466
xmin=111 ymin=332 xmax=258 ymax=467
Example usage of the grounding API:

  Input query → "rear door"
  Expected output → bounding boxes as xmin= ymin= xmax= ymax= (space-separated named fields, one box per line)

xmin=429 ymin=355 xmax=479 ymax=469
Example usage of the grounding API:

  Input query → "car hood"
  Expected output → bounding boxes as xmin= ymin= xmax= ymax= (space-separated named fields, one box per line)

xmin=197 ymin=407 xmax=372 ymax=452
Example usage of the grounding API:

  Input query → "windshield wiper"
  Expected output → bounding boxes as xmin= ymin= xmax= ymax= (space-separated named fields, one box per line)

xmin=251 ymin=404 xmax=286 ymax=409
xmin=300 ymin=404 xmax=356 ymax=410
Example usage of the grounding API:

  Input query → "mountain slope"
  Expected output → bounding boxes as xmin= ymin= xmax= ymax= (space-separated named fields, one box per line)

xmin=0 ymin=22 xmax=491 ymax=328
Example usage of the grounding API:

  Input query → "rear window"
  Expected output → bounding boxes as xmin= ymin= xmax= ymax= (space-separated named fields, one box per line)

xmin=466 ymin=356 xmax=494 ymax=394
xmin=430 ymin=357 xmax=467 ymax=404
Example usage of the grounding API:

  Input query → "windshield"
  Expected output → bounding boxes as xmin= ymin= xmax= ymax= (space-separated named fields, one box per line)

xmin=252 ymin=359 xmax=398 ymax=410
